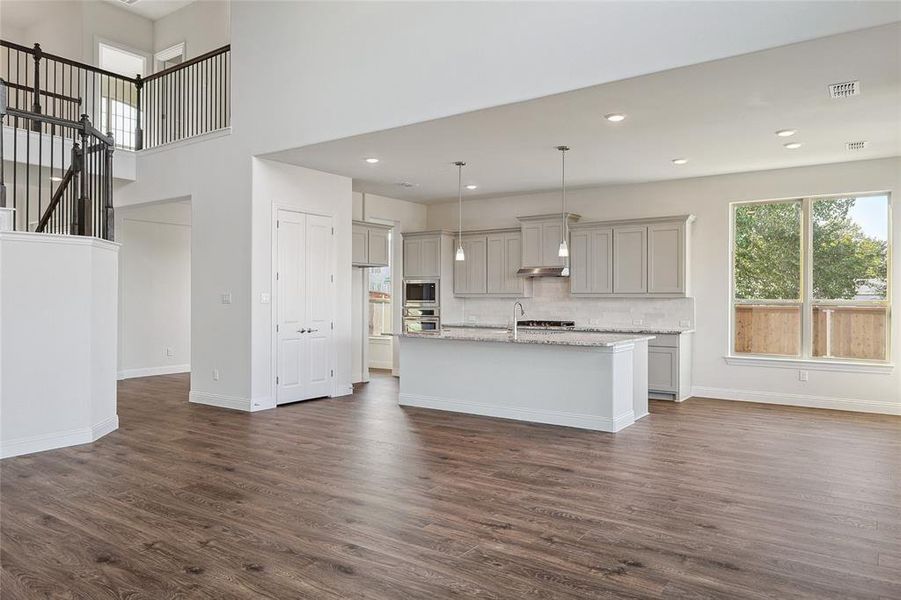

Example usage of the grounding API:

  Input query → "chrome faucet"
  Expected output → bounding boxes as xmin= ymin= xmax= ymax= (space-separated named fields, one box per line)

xmin=512 ymin=301 xmax=525 ymax=340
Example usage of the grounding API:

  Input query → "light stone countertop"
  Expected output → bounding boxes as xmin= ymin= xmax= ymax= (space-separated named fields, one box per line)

xmin=395 ymin=328 xmax=655 ymax=348
xmin=442 ymin=323 xmax=695 ymax=335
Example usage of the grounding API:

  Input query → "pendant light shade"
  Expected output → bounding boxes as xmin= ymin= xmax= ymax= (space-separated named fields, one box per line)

xmin=556 ymin=146 xmax=570 ymax=259
xmin=454 ymin=161 xmax=466 ymax=261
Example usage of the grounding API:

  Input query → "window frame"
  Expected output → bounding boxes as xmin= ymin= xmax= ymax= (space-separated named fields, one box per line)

xmin=729 ymin=192 xmax=892 ymax=367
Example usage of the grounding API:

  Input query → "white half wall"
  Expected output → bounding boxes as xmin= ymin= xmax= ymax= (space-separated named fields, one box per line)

xmin=116 ymin=201 xmax=191 ymax=379
xmin=0 ymin=232 xmax=119 ymax=458
xmin=426 ymin=157 xmax=901 ymax=415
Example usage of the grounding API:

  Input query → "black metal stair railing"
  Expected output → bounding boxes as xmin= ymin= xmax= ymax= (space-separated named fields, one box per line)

xmin=0 ymin=39 xmax=230 ymax=239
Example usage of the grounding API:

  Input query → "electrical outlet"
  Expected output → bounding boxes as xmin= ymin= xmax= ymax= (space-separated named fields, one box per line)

xmin=798 ymin=370 xmax=808 ymax=382
xmin=632 ymin=319 xmax=644 ymax=326
xmin=166 ymin=347 xmax=174 ymax=357
xmin=260 ymin=292 xmax=271 ymax=304
xmin=221 ymin=292 xmax=232 ymax=305
xmin=212 ymin=369 xmax=220 ymax=381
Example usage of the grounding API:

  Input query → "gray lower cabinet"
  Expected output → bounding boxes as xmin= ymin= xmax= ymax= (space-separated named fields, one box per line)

xmin=647 ymin=333 xmax=692 ymax=401
xmin=352 ymin=220 xmax=391 ymax=267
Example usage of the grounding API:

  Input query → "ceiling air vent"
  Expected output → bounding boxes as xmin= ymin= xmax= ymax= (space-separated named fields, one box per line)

xmin=396 ymin=181 xmax=419 ymax=188
xmin=828 ymin=80 xmax=860 ymax=99
xmin=846 ymin=141 xmax=868 ymax=151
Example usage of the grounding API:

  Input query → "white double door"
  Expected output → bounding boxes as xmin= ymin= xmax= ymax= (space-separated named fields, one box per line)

xmin=276 ymin=209 xmax=334 ymax=405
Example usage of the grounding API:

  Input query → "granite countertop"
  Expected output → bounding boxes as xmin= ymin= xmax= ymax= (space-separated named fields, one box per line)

xmin=442 ymin=323 xmax=695 ymax=335
xmin=396 ymin=328 xmax=655 ymax=348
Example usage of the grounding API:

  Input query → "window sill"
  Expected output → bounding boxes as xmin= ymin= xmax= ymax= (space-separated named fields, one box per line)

xmin=724 ymin=355 xmax=893 ymax=374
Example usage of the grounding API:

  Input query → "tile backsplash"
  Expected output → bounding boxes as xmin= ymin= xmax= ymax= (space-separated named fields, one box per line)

xmin=456 ymin=278 xmax=694 ymax=328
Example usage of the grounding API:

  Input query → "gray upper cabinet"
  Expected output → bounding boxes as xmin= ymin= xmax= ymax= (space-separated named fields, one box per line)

xmin=403 ymin=233 xmax=442 ymax=278
xmin=613 ymin=226 xmax=648 ymax=294
xmin=570 ymin=227 xmax=613 ymax=294
xmin=351 ymin=220 xmax=391 ymax=267
xmin=569 ymin=215 xmax=693 ymax=297
xmin=454 ymin=235 xmax=488 ymax=295
xmin=518 ymin=214 xmax=579 ymax=268
xmin=453 ymin=230 xmax=528 ymax=297
xmin=648 ymin=221 xmax=685 ymax=294
xmin=487 ymin=232 xmax=524 ymax=295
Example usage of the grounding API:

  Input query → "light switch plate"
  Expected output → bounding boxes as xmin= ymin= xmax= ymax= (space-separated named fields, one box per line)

xmin=221 ymin=293 xmax=232 ymax=305
xmin=260 ymin=292 xmax=271 ymax=304
xmin=166 ymin=347 xmax=174 ymax=357
xmin=632 ymin=319 xmax=644 ymax=326
xmin=212 ymin=369 xmax=220 ymax=381
xmin=798 ymin=370 xmax=808 ymax=382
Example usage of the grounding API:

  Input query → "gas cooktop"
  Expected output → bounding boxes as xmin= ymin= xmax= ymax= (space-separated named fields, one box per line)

xmin=516 ymin=320 xmax=576 ymax=328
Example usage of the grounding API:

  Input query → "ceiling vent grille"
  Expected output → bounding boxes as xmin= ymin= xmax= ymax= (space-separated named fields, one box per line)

xmin=396 ymin=181 xmax=419 ymax=188
xmin=846 ymin=141 xmax=868 ymax=151
xmin=828 ymin=80 xmax=860 ymax=99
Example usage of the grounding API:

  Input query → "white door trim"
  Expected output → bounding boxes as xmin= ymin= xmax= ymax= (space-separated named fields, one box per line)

xmin=270 ymin=207 xmax=336 ymax=406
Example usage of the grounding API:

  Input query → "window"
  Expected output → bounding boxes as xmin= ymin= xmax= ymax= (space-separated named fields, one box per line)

xmin=368 ymin=232 xmax=392 ymax=337
xmin=732 ymin=194 xmax=890 ymax=362
xmin=98 ymin=42 xmax=146 ymax=149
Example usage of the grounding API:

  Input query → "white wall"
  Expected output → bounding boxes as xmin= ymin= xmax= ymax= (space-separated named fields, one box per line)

xmin=0 ymin=232 xmax=119 ymax=458
xmin=427 ymin=157 xmax=901 ymax=414
xmin=250 ymin=158 xmax=354 ymax=409
xmin=116 ymin=201 xmax=191 ymax=379
xmin=153 ymin=0 xmax=231 ymax=59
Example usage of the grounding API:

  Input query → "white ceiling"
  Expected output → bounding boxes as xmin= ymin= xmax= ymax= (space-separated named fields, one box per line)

xmin=102 ymin=0 xmax=194 ymax=21
xmin=267 ymin=23 xmax=901 ymax=204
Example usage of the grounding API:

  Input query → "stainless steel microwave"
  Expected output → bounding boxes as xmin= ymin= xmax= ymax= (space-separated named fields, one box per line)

xmin=403 ymin=279 xmax=439 ymax=307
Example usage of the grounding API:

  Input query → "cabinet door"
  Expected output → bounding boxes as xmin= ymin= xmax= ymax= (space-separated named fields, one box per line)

xmin=403 ymin=238 xmax=422 ymax=277
xmin=487 ymin=233 xmax=523 ymax=295
xmin=648 ymin=346 xmax=678 ymax=392
xmin=502 ymin=233 xmax=523 ymax=294
xmin=486 ymin=234 xmax=505 ymax=294
xmin=588 ymin=228 xmax=613 ymax=293
xmin=569 ymin=230 xmax=590 ymax=294
xmin=368 ymin=227 xmax=389 ymax=267
xmin=648 ymin=221 xmax=684 ymax=294
xmin=613 ymin=226 xmax=648 ymax=294
xmin=541 ymin=221 xmax=565 ymax=267
xmin=420 ymin=237 xmax=441 ymax=277
xmin=352 ymin=224 xmax=368 ymax=265
xmin=521 ymin=223 xmax=542 ymax=267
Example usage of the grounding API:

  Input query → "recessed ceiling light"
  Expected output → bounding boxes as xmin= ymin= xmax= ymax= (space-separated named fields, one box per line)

xmin=465 ymin=184 xmax=478 ymax=190
xmin=672 ymin=158 xmax=688 ymax=165
xmin=604 ymin=113 xmax=626 ymax=122
xmin=365 ymin=158 xmax=379 ymax=164
xmin=784 ymin=142 xmax=802 ymax=150
xmin=775 ymin=129 xmax=797 ymax=137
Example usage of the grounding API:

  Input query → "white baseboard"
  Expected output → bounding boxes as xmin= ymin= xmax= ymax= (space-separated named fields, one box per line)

xmin=691 ymin=386 xmax=901 ymax=416
xmin=399 ymin=392 xmax=634 ymax=432
xmin=189 ymin=390 xmax=252 ymax=412
xmin=2 ymin=415 xmax=119 ymax=459
xmin=118 ymin=364 xmax=190 ymax=380
xmin=332 ymin=384 xmax=354 ymax=398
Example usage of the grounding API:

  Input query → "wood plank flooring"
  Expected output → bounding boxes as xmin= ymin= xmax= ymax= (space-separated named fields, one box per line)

xmin=2 ymin=372 xmax=900 ymax=599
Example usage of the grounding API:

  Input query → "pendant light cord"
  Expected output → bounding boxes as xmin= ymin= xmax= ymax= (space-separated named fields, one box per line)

xmin=455 ymin=161 xmax=465 ymax=249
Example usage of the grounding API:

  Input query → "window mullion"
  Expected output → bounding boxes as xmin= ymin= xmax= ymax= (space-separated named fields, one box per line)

xmin=801 ymin=197 xmax=813 ymax=360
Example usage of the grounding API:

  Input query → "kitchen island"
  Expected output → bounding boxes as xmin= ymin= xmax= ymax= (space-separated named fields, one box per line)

xmin=396 ymin=328 xmax=653 ymax=432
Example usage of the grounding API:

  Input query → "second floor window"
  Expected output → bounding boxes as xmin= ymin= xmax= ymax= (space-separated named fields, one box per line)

xmin=732 ymin=194 xmax=890 ymax=362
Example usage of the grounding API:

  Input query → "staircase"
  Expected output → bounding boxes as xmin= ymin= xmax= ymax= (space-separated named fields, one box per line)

xmin=0 ymin=40 xmax=231 ymax=239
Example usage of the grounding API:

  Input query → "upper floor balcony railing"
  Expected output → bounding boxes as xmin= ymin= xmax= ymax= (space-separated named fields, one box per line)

xmin=1 ymin=40 xmax=230 ymax=151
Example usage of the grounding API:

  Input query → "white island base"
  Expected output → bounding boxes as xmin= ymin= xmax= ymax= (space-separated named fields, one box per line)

xmin=398 ymin=334 xmax=649 ymax=432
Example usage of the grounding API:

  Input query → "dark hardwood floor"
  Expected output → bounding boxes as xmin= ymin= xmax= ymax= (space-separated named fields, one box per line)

xmin=2 ymin=372 xmax=900 ymax=599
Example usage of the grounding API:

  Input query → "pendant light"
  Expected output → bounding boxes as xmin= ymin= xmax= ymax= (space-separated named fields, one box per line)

xmin=454 ymin=161 xmax=466 ymax=261
xmin=556 ymin=145 xmax=570 ymax=263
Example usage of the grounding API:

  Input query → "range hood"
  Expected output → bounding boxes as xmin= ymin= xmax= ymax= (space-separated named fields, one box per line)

xmin=517 ymin=266 xmax=569 ymax=277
